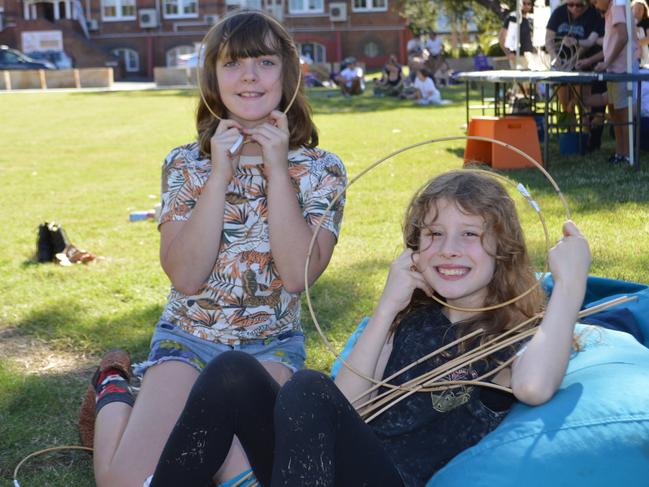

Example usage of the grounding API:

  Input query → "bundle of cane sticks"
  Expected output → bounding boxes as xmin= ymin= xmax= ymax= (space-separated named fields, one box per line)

xmin=353 ymin=295 xmax=637 ymax=423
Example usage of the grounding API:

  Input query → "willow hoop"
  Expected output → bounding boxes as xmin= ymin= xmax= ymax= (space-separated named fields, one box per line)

xmin=304 ymin=135 xmax=571 ymax=388
xmin=13 ymin=445 xmax=93 ymax=487
xmin=195 ymin=11 xmax=303 ymax=121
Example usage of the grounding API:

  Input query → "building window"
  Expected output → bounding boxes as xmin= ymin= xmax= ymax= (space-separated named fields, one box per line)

xmin=288 ymin=0 xmax=324 ymax=14
xmin=163 ymin=0 xmax=198 ymax=18
xmin=166 ymin=45 xmax=196 ymax=66
xmin=298 ymin=42 xmax=326 ymax=63
xmin=352 ymin=0 xmax=387 ymax=12
xmin=112 ymin=47 xmax=140 ymax=72
xmin=363 ymin=40 xmax=382 ymax=58
xmin=101 ymin=0 xmax=136 ymax=20
xmin=225 ymin=0 xmax=262 ymax=10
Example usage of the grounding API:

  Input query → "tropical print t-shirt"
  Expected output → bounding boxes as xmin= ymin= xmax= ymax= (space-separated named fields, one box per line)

xmin=158 ymin=142 xmax=346 ymax=345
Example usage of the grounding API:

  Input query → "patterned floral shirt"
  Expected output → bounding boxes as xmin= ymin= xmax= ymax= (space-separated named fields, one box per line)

xmin=158 ymin=142 xmax=346 ymax=345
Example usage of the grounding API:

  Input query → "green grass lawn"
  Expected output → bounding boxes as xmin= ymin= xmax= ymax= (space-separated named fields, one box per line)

xmin=1 ymin=84 xmax=649 ymax=485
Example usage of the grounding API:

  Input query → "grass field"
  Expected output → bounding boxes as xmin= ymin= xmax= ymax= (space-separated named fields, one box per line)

xmin=1 ymin=84 xmax=649 ymax=486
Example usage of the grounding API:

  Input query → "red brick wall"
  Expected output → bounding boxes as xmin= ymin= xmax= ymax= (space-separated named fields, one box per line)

xmin=2 ymin=0 xmax=406 ymax=78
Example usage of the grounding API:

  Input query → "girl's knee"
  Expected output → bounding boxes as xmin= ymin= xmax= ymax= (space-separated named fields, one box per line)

xmin=278 ymin=370 xmax=338 ymax=406
xmin=195 ymin=351 xmax=263 ymax=400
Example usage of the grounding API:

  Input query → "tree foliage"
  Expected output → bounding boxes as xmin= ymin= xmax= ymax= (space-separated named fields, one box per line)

xmin=397 ymin=0 xmax=518 ymax=36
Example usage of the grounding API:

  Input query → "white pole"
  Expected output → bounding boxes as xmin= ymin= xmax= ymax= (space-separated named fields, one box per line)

xmin=516 ymin=0 xmax=522 ymax=69
xmin=620 ymin=0 xmax=635 ymax=166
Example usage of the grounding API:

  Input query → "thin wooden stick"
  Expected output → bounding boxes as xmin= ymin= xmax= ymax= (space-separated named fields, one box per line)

xmin=350 ymin=328 xmax=485 ymax=404
xmin=354 ymin=313 xmax=542 ymax=408
xmin=360 ymin=295 xmax=638 ymax=422
xmin=359 ymin=328 xmax=537 ymax=418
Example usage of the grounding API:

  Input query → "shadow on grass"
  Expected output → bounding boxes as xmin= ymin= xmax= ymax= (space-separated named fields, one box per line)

xmin=1 ymin=303 xmax=165 ymax=485
xmin=0 ymin=361 xmax=94 ymax=486
xmin=13 ymin=302 xmax=163 ymax=359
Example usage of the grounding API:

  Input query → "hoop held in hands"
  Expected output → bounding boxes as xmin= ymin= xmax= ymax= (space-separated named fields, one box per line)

xmin=303 ymin=135 xmax=571 ymax=387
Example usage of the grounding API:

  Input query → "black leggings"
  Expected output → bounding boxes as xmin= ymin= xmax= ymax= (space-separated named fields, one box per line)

xmin=150 ymin=351 xmax=403 ymax=487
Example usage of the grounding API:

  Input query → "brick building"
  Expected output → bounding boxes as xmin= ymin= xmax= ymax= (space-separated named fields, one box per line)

xmin=0 ymin=0 xmax=408 ymax=79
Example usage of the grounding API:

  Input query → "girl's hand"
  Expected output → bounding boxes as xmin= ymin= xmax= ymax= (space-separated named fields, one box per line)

xmin=548 ymin=220 xmax=591 ymax=286
xmin=244 ymin=110 xmax=289 ymax=179
xmin=210 ymin=119 xmax=244 ymax=182
xmin=376 ymin=249 xmax=433 ymax=317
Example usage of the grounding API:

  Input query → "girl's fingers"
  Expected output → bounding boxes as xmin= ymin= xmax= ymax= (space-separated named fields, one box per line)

xmin=269 ymin=110 xmax=289 ymax=130
xmin=214 ymin=119 xmax=243 ymax=135
xmin=562 ymin=220 xmax=582 ymax=238
xmin=411 ymin=274 xmax=433 ymax=297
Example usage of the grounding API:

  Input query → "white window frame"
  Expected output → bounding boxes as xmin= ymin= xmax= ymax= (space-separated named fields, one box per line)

xmin=101 ymin=0 xmax=137 ymax=21
xmin=288 ymin=0 xmax=324 ymax=15
xmin=166 ymin=44 xmax=196 ymax=66
xmin=298 ymin=42 xmax=326 ymax=64
xmin=351 ymin=0 xmax=387 ymax=13
xmin=225 ymin=0 xmax=262 ymax=9
xmin=162 ymin=0 xmax=199 ymax=19
xmin=112 ymin=47 xmax=140 ymax=72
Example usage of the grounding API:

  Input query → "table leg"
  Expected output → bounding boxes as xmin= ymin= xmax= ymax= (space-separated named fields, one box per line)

xmin=465 ymin=81 xmax=469 ymax=130
xmin=544 ymin=83 xmax=550 ymax=169
xmin=636 ymin=80 xmax=641 ymax=171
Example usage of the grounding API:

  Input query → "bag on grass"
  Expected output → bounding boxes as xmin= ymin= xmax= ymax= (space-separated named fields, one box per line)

xmin=37 ymin=222 xmax=71 ymax=263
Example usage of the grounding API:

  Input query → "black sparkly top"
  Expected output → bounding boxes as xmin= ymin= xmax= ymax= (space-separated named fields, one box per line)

xmin=369 ymin=303 xmax=516 ymax=487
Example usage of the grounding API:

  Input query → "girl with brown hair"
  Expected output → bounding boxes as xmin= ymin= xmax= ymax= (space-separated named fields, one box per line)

xmin=79 ymin=10 xmax=346 ymax=487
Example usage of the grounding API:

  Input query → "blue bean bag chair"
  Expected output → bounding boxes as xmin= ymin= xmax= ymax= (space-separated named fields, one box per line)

xmin=332 ymin=276 xmax=649 ymax=487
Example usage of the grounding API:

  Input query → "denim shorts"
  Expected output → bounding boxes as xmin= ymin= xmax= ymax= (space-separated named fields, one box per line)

xmin=132 ymin=320 xmax=306 ymax=377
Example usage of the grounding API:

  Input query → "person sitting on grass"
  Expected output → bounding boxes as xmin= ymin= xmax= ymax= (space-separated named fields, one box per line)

xmin=337 ymin=57 xmax=365 ymax=96
xmin=77 ymin=10 xmax=346 ymax=487
xmin=373 ymin=54 xmax=404 ymax=97
xmin=147 ymin=169 xmax=591 ymax=487
xmin=405 ymin=67 xmax=445 ymax=105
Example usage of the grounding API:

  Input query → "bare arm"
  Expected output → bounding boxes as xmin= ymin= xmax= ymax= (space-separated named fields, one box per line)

xmin=577 ymin=31 xmax=599 ymax=50
xmin=160 ymin=121 xmax=243 ymax=295
xmin=246 ymin=111 xmax=342 ymax=292
xmin=335 ymin=250 xmax=432 ymax=405
xmin=511 ymin=221 xmax=591 ymax=405
xmin=595 ymin=23 xmax=629 ymax=72
xmin=545 ymin=29 xmax=557 ymax=58
xmin=499 ymin=27 xmax=509 ymax=54
xmin=576 ymin=50 xmax=604 ymax=70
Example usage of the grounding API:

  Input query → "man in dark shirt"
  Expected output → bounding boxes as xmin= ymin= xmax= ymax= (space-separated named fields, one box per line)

xmin=546 ymin=0 xmax=604 ymax=121
xmin=546 ymin=0 xmax=603 ymax=68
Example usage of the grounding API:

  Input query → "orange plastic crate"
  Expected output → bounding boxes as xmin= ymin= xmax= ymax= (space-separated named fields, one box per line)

xmin=464 ymin=116 xmax=542 ymax=169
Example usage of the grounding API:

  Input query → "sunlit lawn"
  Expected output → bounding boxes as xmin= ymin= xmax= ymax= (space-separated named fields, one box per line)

xmin=1 ymin=84 xmax=649 ymax=485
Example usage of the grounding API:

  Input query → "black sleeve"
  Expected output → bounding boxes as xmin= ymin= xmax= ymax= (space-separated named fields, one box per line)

xmin=503 ymin=13 xmax=514 ymax=29
xmin=640 ymin=18 xmax=649 ymax=34
xmin=546 ymin=7 xmax=562 ymax=32
xmin=584 ymin=7 xmax=604 ymax=37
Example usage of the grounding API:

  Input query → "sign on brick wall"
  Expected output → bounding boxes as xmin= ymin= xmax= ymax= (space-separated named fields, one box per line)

xmin=21 ymin=30 xmax=64 ymax=52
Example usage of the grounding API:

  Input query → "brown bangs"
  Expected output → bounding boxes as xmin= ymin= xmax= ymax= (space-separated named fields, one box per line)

xmin=218 ymin=17 xmax=282 ymax=61
xmin=195 ymin=10 xmax=319 ymax=156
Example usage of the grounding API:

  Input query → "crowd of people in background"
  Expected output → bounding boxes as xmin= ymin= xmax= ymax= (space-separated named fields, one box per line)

xmin=297 ymin=0 xmax=649 ymax=142
xmin=494 ymin=0 xmax=647 ymax=165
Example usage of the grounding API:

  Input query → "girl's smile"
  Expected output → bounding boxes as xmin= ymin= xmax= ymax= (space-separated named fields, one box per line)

xmin=216 ymin=54 xmax=283 ymax=127
xmin=417 ymin=198 xmax=496 ymax=319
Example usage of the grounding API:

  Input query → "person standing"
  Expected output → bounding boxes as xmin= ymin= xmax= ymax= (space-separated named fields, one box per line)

xmin=594 ymin=0 xmax=640 ymax=165
xmin=499 ymin=0 xmax=535 ymax=68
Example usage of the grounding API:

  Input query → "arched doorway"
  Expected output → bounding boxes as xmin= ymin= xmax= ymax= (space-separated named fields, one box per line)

xmin=25 ymin=0 xmax=74 ymax=21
